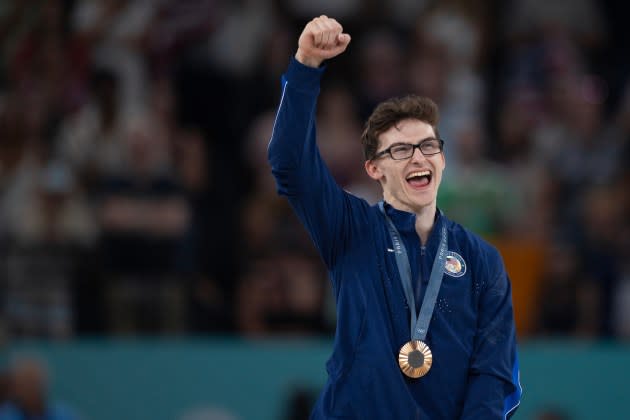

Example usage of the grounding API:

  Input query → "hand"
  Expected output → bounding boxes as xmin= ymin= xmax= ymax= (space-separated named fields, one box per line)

xmin=295 ymin=15 xmax=351 ymax=68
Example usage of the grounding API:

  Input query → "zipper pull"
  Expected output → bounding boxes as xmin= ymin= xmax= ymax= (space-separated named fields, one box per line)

xmin=420 ymin=245 xmax=426 ymax=256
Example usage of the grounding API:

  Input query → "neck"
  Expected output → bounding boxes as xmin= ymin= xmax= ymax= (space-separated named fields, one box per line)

xmin=414 ymin=203 xmax=436 ymax=246
xmin=383 ymin=193 xmax=437 ymax=245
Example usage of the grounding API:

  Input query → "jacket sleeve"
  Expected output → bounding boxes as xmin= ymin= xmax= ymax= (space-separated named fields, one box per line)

xmin=460 ymin=251 xmax=522 ymax=419
xmin=267 ymin=58 xmax=354 ymax=269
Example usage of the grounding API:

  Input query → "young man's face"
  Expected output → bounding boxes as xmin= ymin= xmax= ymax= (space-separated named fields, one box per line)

xmin=364 ymin=118 xmax=445 ymax=214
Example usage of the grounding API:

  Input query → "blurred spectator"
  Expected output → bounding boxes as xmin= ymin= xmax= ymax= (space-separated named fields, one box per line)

xmin=608 ymin=81 xmax=630 ymax=338
xmin=240 ymin=110 xmax=314 ymax=255
xmin=0 ymin=355 xmax=80 ymax=420
xmin=503 ymin=0 xmax=605 ymax=49
xmin=0 ymin=370 xmax=8 ymax=405
xmin=237 ymin=253 xmax=330 ymax=336
xmin=177 ymin=406 xmax=240 ymax=420
xmin=0 ymin=0 xmax=628 ymax=341
xmin=438 ymin=124 xmax=524 ymax=237
xmin=2 ymin=159 xmax=95 ymax=338
xmin=573 ymin=184 xmax=625 ymax=337
xmin=316 ymin=84 xmax=377 ymax=202
xmin=0 ymin=90 xmax=48 ymax=238
xmin=282 ymin=0 xmax=361 ymax=23
xmin=1 ymin=0 xmax=89 ymax=114
xmin=355 ymin=28 xmax=407 ymax=119
xmin=72 ymin=0 xmax=155 ymax=115
xmin=55 ymin=67 xmax=126 ymax=188
xmin=491 ymin=90 xmax=551 ymax=240
xmin=5 ymin=158 xmax=96 ymax=246
xmin=0 ymin=317 xmax=6 ymax=346
xmin=283 ymin=386 xmax=318 ymax=420
xmin=245 ymin=22 xmax=296 ymax=117
xmin=438 ymin=116 xmax=522 ymax=236
xmin=613 ymin=252 xmax=630 ymax=339
xmin=409 ymin=8 xmax=485 ymax=155
xmin=532 ymin=407 xmax=572 ymax=420
xmin=170 ymin=125 xmax=235 ymax=333
xmin=144 ymin=0 xmax=219 ymax=78
xmin=207 ymin=0 xmax=271 ymax=77
xmin=97 ymin=113 xmax=191 ymax=334
xmin=537 ymin=76 xmax=621 ymax=233
xmin=534 ymin=243 xmax=598 ymax=337
xmin=0 ymin=63 xmax=95 ymax=338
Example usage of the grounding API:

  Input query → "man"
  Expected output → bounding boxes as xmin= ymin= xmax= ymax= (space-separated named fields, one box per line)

xmin=0 ymin=356 xmax=79 ymax=420
xmin=268 ymin=15 xmax=521 ymax=419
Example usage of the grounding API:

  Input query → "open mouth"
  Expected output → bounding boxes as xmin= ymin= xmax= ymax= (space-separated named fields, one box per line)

xmin=406 ymin=170 xmax=432 ymax=188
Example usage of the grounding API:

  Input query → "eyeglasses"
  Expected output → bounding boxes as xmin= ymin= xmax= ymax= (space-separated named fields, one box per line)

xmin=372 ymin=138 xmax=444 ymax=160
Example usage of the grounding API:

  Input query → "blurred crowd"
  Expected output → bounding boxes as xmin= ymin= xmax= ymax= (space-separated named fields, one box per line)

xmin=0 ymin=0 xmax=628 ymax=342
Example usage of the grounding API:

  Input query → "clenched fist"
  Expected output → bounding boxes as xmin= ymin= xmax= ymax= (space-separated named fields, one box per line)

xmin=295 ymin=15 xmax=351 ymax=68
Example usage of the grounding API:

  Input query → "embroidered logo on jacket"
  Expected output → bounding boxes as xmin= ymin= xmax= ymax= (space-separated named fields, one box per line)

xmin=444 ymin=251 xmax=466 ymax=277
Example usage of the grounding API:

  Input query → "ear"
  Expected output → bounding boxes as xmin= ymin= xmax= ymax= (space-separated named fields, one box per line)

xmin=364 ymin=159 xmax=382 ymax=181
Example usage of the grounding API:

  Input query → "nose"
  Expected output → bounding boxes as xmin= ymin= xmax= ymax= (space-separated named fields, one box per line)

xmin=409 ymin=145 xmax=426 ymax=163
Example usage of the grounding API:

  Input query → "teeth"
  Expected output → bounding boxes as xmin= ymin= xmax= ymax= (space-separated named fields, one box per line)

xmin=406 ymin=170 xmax=431 ymax=180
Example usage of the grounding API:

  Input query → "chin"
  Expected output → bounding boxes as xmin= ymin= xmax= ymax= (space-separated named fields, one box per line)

xmin=406 ymin=190 xmax=436 ymax=206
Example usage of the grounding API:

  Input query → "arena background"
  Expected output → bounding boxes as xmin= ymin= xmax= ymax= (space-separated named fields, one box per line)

xmin=0 ymin=1 xmax=629 ymax=419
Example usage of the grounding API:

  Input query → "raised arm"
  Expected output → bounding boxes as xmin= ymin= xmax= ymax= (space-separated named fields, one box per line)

xmin=267 ymin=17 xmax=357 ymax=269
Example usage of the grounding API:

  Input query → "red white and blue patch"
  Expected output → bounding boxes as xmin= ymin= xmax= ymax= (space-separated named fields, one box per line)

xmin=444 ymin=251 xmax=466 ymax=277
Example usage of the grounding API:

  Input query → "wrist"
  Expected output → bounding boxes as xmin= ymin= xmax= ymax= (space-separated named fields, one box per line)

xmin=295 ymin=50 xmax=322 ymax=68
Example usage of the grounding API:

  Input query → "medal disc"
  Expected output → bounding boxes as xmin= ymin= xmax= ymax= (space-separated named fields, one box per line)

xmin=398 ymin=340 xmax=432 ymax=378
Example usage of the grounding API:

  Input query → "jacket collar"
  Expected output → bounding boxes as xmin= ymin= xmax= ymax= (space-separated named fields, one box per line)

xmin=382 ymin=201 xmax=444 ymax=244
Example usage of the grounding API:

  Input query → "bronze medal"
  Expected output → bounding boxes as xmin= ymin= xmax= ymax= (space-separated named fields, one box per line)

xmin=398 ymin=340 xmax=432 ymax=378
xmin=380 ymin=204 xmax=447 ymax=381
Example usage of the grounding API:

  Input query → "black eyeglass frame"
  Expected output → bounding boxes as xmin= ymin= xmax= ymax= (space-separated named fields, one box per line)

xmin=371 ymin=138 xmax=445 ymax=161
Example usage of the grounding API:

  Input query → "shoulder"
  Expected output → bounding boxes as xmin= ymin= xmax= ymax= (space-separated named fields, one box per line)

xmin=346 ymin=195 xmax=384 ymax=236
xmin=336 ymin=197 xmax=386 ymax=253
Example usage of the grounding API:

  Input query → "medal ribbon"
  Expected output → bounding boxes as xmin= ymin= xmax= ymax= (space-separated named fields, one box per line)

xmin=378 ymin=201 xmax=448 ymax=341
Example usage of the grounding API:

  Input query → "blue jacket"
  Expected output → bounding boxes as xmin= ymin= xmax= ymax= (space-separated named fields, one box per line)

xmin=268 ymin=58 xmax=522 ymax=420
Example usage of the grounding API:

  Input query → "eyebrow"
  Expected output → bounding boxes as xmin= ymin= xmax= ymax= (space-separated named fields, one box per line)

xmin=390 ymin=137 xmax=437 ymax=146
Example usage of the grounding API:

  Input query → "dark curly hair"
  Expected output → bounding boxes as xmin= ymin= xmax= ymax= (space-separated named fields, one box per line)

xmin=361 ymin=95 xmax=440 ymax=160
